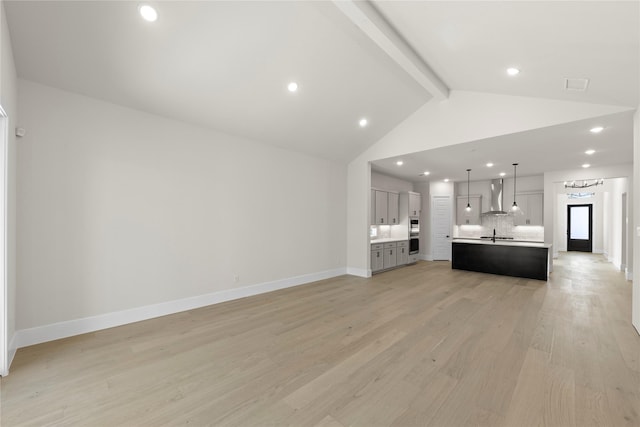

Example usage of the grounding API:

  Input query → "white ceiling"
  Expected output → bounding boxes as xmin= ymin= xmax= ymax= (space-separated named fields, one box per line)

xmin=376 ymin=1 xmax=639 ymax=108
xmin=4 ymin=1 xmax=639 ymax=168
xmin=372 ymin=110 xmax=635 ymax=184
xmin=4 ymin=1 xmax=430 ymax=162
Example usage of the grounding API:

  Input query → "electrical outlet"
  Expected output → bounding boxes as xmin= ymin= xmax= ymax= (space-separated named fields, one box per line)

xmin=233 ymin=275 xmax=239 ymax=283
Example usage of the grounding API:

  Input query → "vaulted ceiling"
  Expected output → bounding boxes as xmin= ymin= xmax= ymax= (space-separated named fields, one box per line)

xmin=5 ymin=1 xmax=639 ymax=171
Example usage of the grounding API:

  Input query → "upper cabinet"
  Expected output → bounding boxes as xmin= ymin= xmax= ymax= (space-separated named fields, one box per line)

xmin=513 ymin=192 xmax=543 ymax=226
xmin=456 ymin=195 xmax=482 ymax=225
xmin=388 ymin=192 xmax=399 ymax=225
xmin=408 ymin=192 xmax=421 ymax=217
xmin=374 ymin=190 xmax=388 ymax=225
xmin=372 ymin=189 xmax=400 ymax=225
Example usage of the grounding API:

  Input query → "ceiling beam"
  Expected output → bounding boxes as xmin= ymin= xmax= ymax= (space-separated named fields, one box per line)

xmin=333 ymin=0 xmax=449 ymax=100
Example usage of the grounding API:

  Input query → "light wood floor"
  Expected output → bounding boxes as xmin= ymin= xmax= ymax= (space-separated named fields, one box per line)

xmin=1 ymin=252 xmax=639 ymax=426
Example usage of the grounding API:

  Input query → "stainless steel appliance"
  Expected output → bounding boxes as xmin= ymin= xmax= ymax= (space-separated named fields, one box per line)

xmin=409 ymin=219 xmax=419 ymax=254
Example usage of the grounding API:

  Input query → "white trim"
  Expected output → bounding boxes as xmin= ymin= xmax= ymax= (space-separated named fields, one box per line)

xmin=332 ymin=0 xmax=449 ymax=100
xmin=420 ymin=254 xmax=433 ymax=261
xmin=347 ymin=267 xmax=370 ymax=278
xmin=626 ymin=268 xmax=633 ymax=281
xmin=0 ymin=106 xmax=7 ymax=377
xmin=12 ymin=268 xmax=347 ymax=349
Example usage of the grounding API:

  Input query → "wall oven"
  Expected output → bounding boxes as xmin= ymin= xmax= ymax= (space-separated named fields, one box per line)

xmin=409 ymin=237 xmax=419 ymax=255
xmin=409 ymin=219 xmax=419 ymax=255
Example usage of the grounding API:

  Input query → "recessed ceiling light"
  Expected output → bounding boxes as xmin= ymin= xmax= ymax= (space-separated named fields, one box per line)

xmin=139 ymin=4 xmax=158 ymax=22
xmin=590 ymin=126 xmax=604 ymax=133
xmin=422 ymin=171 xmax=430 ymax=176
xmin=287 ymin=82 xmax=298 ymax=93
xmin=585 ymin=149 xmax=595 ymax=155
xmin=499 ymin=172 xmax=506 ymax=177
xmin=486 ymin=162 xmax=494 ymax=167
xmin=396 ymin=161 xmax=403 ymax=166
xmin=359 ymin=118 xmax=368 ymax=128
xmin=582 ymin=163 xmax=591 ymax=168
xmin=444 ymin=178 xmax=450 ymax=182
xmin=506 ymin=67 xmax=520 ymax=76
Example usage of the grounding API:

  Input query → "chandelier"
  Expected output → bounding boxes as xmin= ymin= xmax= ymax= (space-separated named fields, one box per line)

xmin=564 ymin=179 xmax=604 ymax=189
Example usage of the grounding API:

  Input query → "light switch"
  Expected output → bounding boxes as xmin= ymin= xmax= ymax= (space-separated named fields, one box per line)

xmin=636 ymin=226 xmax=640 ymax=237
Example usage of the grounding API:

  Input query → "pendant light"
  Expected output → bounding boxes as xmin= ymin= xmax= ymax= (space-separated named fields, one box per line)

xmin=512 ymin=163 xmax=519 ymax=211
xmin=465 ymin=169 xmax=472 ymax=211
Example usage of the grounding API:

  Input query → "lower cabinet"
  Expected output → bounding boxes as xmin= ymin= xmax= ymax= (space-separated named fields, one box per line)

xmin=397 ymin=241 xmax=409 ymax=265
xmin=371 ymin=243 xmax=384 ymax=272
xmin=371 ymin=240 xmax=410 ymax=273
xmin=383 ymin=242 xmax=397 ymax=269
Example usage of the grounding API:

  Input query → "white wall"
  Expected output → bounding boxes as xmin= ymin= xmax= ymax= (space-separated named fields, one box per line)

xmin=633 ymin=107 xmax=639 ymax=334
xmin=347 ymin=91 xmax=631 ymax=274
xmin=371 ymin=171 xmax=413 ymax=193
xmin=605 ymin=178 xmax=627 ymax=269
xmin=16 ymin=80 xmax=347 ymax=336
xmin=1 ymin=0 xmax=18 ymax=369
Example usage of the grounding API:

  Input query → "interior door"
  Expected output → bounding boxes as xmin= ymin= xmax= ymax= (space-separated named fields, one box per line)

xmin=432 ymin=196 xmax=452 ymax=260
xmin=567 ymin=204 xmax=593 ymax=252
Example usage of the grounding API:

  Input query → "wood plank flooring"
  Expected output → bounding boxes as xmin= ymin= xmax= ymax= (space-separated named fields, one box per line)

xmin=1 ymin=252 xmax=638 ymax=426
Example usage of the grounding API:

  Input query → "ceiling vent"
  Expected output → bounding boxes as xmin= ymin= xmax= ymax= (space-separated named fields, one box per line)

xmin=564 ymin=78 xmax=590 ymax=91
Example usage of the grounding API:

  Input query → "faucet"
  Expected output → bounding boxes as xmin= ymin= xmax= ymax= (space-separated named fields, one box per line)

xmin=492 ymin=228 xmax=496 ymax=243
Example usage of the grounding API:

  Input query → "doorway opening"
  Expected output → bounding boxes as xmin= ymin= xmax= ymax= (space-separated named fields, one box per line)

xmin=567 ymin=204 xmax=593 ymax=252
xmin=431 ymin=196 xmax=451 ymax=260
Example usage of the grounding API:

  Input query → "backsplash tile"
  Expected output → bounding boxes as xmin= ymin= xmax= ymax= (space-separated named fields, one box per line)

xmin=457 ymin=215 xmax=544 ymax=241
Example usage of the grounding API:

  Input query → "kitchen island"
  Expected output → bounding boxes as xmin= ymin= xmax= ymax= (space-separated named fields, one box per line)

xmin=452 ymin=239 xmax=552 ymax=281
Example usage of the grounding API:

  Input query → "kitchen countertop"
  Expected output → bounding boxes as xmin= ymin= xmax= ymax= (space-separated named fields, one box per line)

xmin=370 ymin=237 xmax=409 ymax=244
xmin=453 ymin=238 xmax=552 ymax=249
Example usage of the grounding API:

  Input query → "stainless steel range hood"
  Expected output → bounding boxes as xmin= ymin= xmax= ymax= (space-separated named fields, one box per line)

xmin=482 ymin=179 xmax=509 ymax=215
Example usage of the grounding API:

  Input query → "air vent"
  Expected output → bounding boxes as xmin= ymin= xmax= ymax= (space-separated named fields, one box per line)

xmin=564 ymin=78 xmax=590 ymax=91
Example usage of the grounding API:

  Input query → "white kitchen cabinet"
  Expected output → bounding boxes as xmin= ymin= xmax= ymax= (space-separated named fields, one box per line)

xmin=456 ymin=195 xmax=482 ymax=225
xmin=513 ymin=192 xmax=543 ymax=226
xmin=397 ymin=241 xmax=409 ymax=265
xmin=373 ymin=189 xmax=399 ymax=225
xmin=388 ymin=192 xmax=399 ymax=225
xmin=374 ymin=190 xmax=388 ymax=225
xmin=527 ymin=193 xmax=544 ymax=225
xmin=409 ymin=192 xmax=421 ymax=217
xmin=371 ymin=243 xmax=384 ymax=272
xmin=383 ymin=242 xmax=397 ymax=269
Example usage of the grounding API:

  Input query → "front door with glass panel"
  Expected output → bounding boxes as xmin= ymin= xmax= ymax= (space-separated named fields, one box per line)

xmin=567 ymin=204 xmax=593 ymax=252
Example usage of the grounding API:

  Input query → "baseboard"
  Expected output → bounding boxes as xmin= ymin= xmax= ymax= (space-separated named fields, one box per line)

xmin=626 ymin=268 xmax=633 ymax=281
xmin=594 ymin=249 xmax=604 ymax=255
xmin=12 ymin=267 xmax=347 ymax=350
xmin=346 ymin=267 xmax=370 ymax=278
xmin=420 ymin=254 xmax=433 ymax=261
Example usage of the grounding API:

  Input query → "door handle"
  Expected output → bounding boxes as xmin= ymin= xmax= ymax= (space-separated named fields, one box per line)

xmin=446 ymin=235 xmax=450 ymax=238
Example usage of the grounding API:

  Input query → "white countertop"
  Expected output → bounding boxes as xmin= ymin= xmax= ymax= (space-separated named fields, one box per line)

xmin=370 ymin=238 xmax=409 ymax=244
xmin=453 ymin=238 xmax=552 ymax=249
